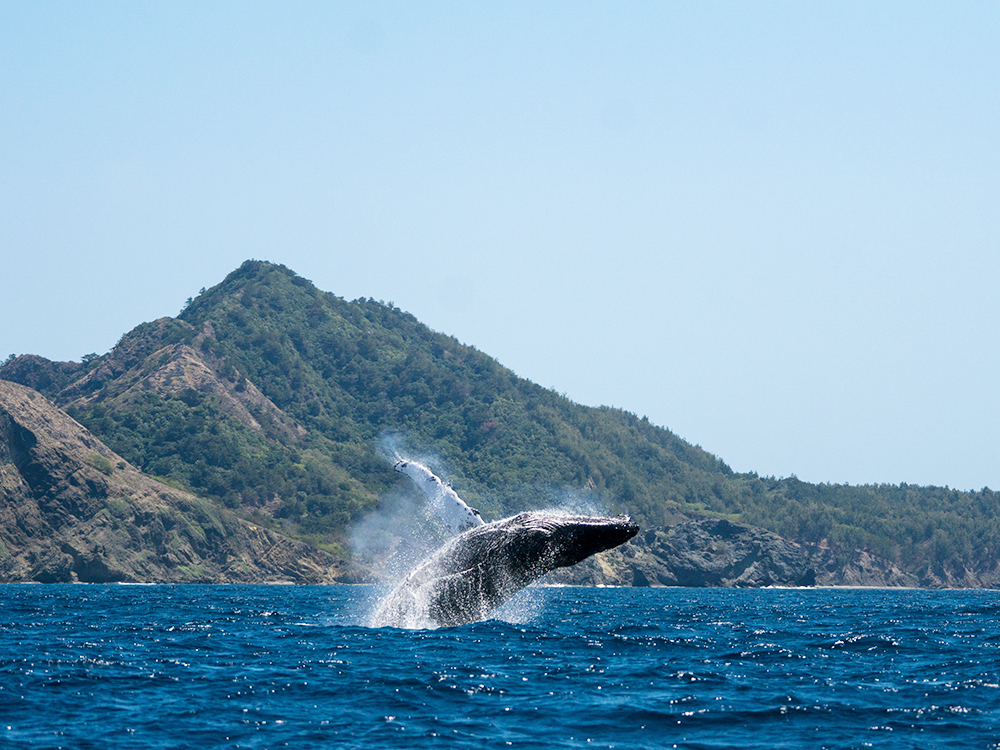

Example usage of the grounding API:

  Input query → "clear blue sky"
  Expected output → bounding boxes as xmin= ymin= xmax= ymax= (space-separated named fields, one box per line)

xmin=2 ymin=2 xmax=998 ymax=491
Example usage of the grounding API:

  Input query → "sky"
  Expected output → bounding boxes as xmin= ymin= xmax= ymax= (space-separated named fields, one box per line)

xmin=2 ymin=2 xmax=998 ymax=491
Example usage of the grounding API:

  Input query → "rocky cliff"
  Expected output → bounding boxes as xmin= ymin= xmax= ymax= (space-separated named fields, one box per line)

xmin=0 ymin=379 xmax=347 ymax=583
xmin=547 ymin=517 xmax=925 ymax=588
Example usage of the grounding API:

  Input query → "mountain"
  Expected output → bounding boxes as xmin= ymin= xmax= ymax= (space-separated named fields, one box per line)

xmin=3 ymin=259 xmax=999 ymax=587
xmin=3 ymin=260 xmax=727 ymax=536
xmin=0 ymin=379 xmax=345 ymax=583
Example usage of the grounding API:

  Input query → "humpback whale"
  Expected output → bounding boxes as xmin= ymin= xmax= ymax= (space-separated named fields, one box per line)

xmin=370 ymin=511 xmax=639 ymax=628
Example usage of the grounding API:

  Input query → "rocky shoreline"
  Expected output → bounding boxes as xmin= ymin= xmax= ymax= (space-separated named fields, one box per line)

xmin=544 ymin=516 xmax=984 ymax=589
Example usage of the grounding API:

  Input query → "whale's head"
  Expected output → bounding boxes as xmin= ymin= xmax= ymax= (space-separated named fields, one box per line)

xmin=504 ymin=511 xmax=640 ymax=571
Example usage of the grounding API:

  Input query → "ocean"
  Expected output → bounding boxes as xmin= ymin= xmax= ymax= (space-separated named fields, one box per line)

xmin=1 ymin=585 xmax=998 ymax=749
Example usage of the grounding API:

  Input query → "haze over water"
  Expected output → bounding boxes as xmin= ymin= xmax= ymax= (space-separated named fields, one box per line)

xmin=2 ymin=585 xmax=999 ymax=749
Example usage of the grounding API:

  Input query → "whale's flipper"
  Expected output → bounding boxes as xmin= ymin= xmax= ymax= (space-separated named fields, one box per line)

xmin=394 ymin=459 xmax=485 ymax=534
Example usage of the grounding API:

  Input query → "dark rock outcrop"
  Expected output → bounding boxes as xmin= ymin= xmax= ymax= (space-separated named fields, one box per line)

xmin=545 ymin=517 xmax=936 ymax=588
xmin=0 ymin=379 xmax=347 ymax=583
xmin=546 ymin=517 xmax=819 ymax=587
xmin=626 ymin=519 xmax=818 ymax=587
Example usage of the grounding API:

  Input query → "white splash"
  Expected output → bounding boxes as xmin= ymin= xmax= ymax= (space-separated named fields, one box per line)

xmin=393 ymin=459 xmax=485 ymax=535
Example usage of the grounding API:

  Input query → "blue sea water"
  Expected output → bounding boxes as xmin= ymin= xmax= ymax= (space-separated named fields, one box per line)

xmin=2 ymin=585 xmax=999 ymax=749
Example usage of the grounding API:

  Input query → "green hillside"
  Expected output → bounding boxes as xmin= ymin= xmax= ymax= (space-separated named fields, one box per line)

xmin=3 ymin=260 xmax=998 ymax=581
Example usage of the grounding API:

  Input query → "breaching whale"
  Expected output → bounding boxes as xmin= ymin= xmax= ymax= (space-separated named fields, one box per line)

xmin=370 ymin=510 xmax=639 ymax=628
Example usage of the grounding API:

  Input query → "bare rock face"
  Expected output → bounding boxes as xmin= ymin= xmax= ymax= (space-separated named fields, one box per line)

xmin=547 ymin=517 xmax=819 ymax=588
xmin=546 ymin=517 xmax=939 ymax=589
xmin=0 ymin=379 xmax=342 ymax=584
xmin=625 ymin=519 xmax=818 ymax=587
xmin=8 ymin=318 xmax=306 ymax=442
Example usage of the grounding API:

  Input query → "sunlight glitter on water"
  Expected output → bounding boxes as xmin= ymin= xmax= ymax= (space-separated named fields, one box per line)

xmin=2 ymin=586 xmax=1000 ymax=749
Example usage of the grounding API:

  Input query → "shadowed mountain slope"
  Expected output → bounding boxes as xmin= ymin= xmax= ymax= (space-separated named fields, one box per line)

xmin=0 ymin=379 xmax=344 ymax=583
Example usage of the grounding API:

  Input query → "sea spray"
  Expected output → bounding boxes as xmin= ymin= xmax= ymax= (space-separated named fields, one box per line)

xmin=350 ymin=441 xmax=482 ymax=581
xmin=355 ymin=455 xmax=487 ymax=627
xmin=347 ymin=488 xmax=444 ymax=582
